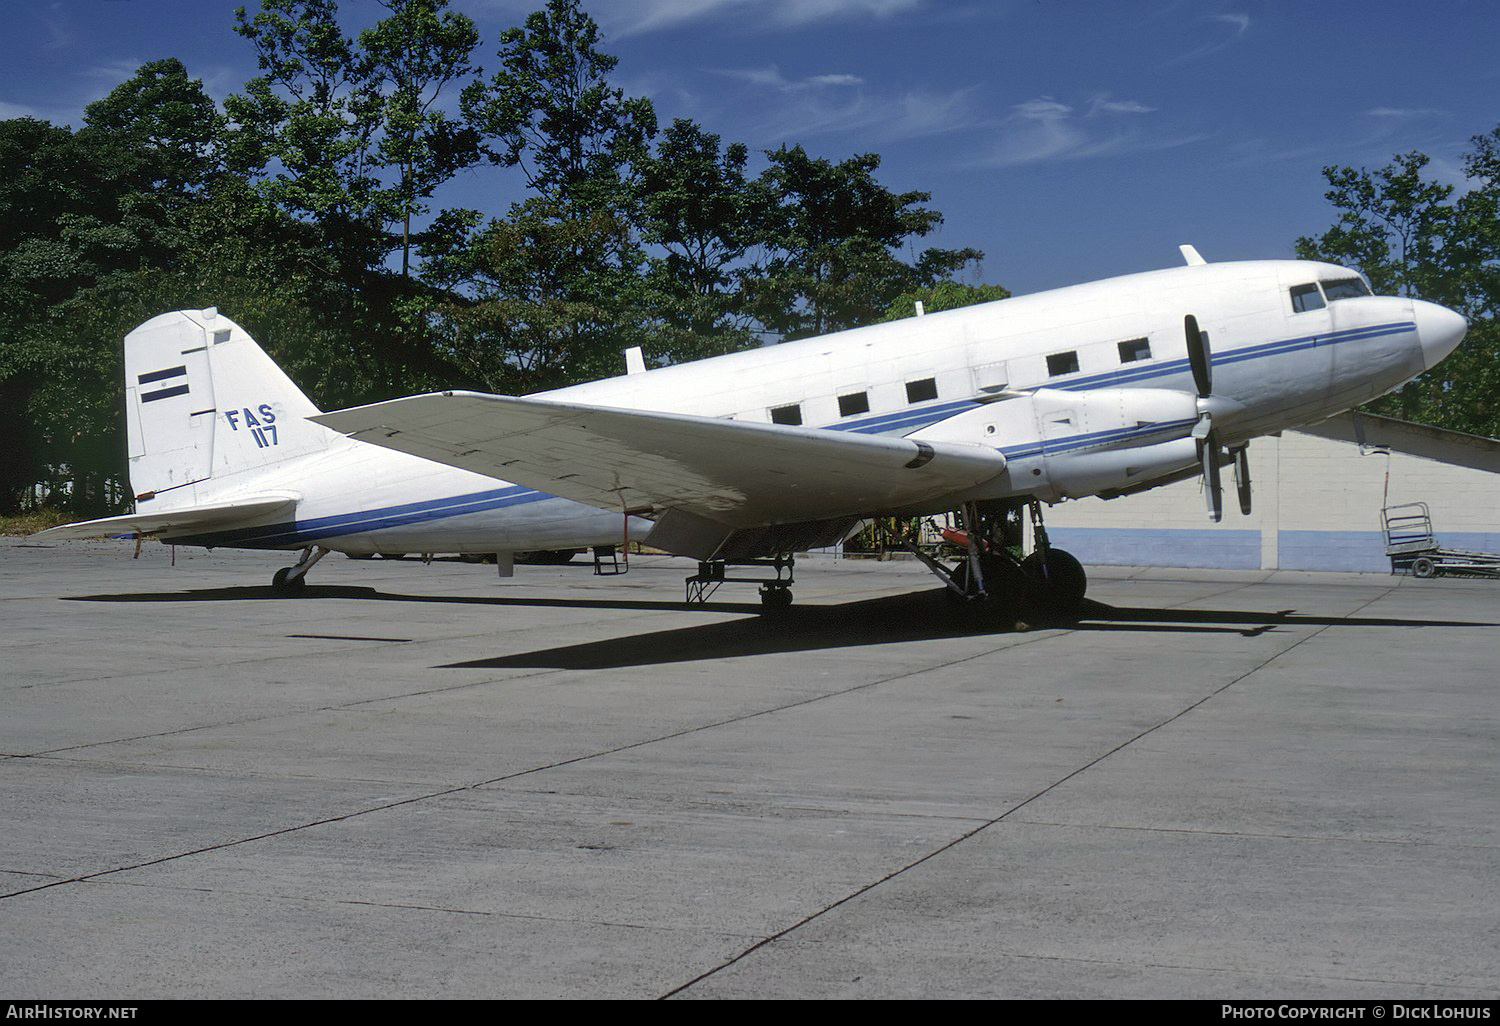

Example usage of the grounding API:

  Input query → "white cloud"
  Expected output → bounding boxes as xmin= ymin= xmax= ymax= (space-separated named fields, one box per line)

xmin=1168 ymin=11 xmax=1251 ymax=65
xmin=1087 ymin=94 xmax=1156 ymax=117
xmin=808 ymin=73 xmax=865 ymax=88
xmin=590 ymin=0 xmax=926 ymax=38
xmin=85 ymin=59 xmax=147 ymax=84
xmin=717 ymin=66 xmax=864 ymax=92
xmin=1213 ymin=12 xmax=1250 ymax=36
xmin=1364 ymin=107 xmax=1447 ymax=120
xmin=736 ymin=82 xmax=984 ymax=146
xmin=976 ymin=94 xmax=1199 ymax=168
xmin=35 ymin=1 xmax=74 ymax=51
xmin=0 ymin=99 xmax=52 ymax=120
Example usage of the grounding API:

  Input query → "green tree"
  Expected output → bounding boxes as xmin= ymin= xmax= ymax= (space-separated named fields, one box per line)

xmin=81 ymin=57 xmax=223 ymax=200
xmin=359 ymin=0 xmax=483 ymax=277
xmin=878 ymin=281 xmax=1012 ymax=322
xmin=227 ymin=0 xmax=482 ymax=276
xmin=0 ymin=61 xmax=227 ymax=512
xmin=460 ymin=0 xmax=656 ymax=209
xmin=227 ymin=0 xmax=388 ymax=271
xmin=444 ymin=0 xmax=657 ymax=388
xmin=430 ymin=197 xmax=644 ymax=393
xmin=750 ymin=145 xmax=982 ymax=341
xmin=1298 ymin=137 xmax=1500 ymax=436
xmin=634 ymin=118 xmax=770 ymax=361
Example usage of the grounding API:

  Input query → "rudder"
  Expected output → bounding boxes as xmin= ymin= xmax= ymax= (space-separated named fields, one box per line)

xmin=125 ymin=309 xmax=336 ymax=502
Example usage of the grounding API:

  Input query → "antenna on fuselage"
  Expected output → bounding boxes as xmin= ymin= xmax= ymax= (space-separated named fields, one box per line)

xmin=1180 ymin=244 xmax=1208 ymax=266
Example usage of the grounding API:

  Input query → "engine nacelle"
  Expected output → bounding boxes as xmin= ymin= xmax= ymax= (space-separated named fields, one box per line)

xmin=910 ymin=388 xmax=1205 ymax=502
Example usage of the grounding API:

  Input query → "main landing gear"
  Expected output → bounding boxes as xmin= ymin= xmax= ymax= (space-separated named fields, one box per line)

xmin=271 ymin=546 xmax=329 ymax=596
xmin=912 ymin=500 xmax=1087 ymax=624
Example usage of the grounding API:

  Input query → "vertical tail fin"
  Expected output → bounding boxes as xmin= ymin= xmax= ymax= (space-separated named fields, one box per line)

xmin=125 ymin=309 xmax=338 ymax=502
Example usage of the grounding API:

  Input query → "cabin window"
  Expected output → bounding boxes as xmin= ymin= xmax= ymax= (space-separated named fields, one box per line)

xmin=1290 ymin=283 xmax=1325 ymax=313
xmin=838 ymin=391 xmax=870 ymax=417
xmin=1046 ymin=351 xmax=1080 ymax=376
xmin=1117 ymin=337 xmax=1151 ymax=363
xmin=905 ymin=377 xmax=938 ymax=403
xmin=1322 ymin=277 xmax=1371 ymax=301
xmin=770 ymin=403 xmax=802 ymax=426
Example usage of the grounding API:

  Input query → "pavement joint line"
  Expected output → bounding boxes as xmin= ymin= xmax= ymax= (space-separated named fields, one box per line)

xmin=7 ymin=584 xmax=764 ymax=756
xmin=8 ymin=563 xmax=1441 ymax=994
xmin=4 ymin=598 xmax=740 ymax=693
xmin=855 ymin=941 xmax=1497 ymax=994
xmin=1 ymin=576 xmax=1344 ymax=904
xmin=0 ymin=619 xmax=1067 ymax=904
xmin=657 ymin=581 xmax=1401 ymax=999
xmin=1000 ymin=818 xmax=1500 ymax=850
xmin=86 ymin=878 xmax=763 ymax=938
xmin=7 ymin=664 xmax=571 ymax=760
xmin=459 ymin=628 xmax=1076 ymax=792
xmin=0 ymin=784 xmax=474 ymax=902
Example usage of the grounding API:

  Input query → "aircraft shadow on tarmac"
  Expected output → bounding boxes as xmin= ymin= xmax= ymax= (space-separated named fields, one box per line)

xmin=69 ymin=585 xmax=1497 ymax=671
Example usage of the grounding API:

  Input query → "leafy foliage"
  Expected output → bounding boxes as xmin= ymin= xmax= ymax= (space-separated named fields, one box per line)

xmin=1298 ymin=138 xmax=1500 ymax=437
xmin=1 ymin=0 xmax=990 ymax=514
xmin=878 ymin=281 xmax=1012 ymax=322
xmin=750 ymin=146 xmax=983 ymax=340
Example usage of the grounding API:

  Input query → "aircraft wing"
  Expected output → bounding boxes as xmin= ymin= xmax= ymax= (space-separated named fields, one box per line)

xmin=312 ymin=392 xmax=1007 ymax=528
xmin=37 ymin=494 xmax=300 ymax=540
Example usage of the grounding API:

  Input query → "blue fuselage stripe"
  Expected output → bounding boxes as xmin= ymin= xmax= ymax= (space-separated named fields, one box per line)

xmin=819 ymin=320 xmax=1416 ymax=434
xmin=185 ymin=319 xmax=1416 ymax=547
xmin=172 ymin=485 xmax=555 ymax=548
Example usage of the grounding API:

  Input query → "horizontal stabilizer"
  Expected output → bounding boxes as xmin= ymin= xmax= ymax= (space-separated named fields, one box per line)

xmin=37 ymin=494 xmax=300 ymax=540
xmin=313 ymin=392 xmax=1007 ymax=528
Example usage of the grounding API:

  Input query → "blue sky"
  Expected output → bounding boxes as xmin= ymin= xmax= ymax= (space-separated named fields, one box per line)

xmin=6 ymin=0 xmax=1499 ymax=295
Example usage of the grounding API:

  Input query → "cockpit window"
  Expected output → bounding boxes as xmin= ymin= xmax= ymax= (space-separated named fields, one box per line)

xmin=1290 ymin=283 xmax=1325 ymax=313
xmin=1321 ymin=277 xmax=1371 ymax=301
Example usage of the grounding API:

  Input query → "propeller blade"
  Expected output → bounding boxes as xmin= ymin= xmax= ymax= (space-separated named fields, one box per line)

xmin=1185 ymin=314 xmax=1211 ymax=398
xmin=1201 ymin=430 xmax=1223 ymax=523
xmin=1233 ymin=446 xmax=1252 ymax=516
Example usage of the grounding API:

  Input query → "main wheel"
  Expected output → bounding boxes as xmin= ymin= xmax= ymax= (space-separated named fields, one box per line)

xmin=947 ymin=554 xmax=1031 ymax=626
xmin=1412 ymin=556 xmax=1438 ymax=579
xmin=1022 ymin=548 xmax=1087 ymax=618
xmin=272 ymin=567 xmax=307 ymax=596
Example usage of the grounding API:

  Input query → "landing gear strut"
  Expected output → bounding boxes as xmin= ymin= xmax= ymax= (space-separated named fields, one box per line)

xmin=912 ymin=500 xmax=1086 ymax=622
xmin=271 ymin=546 xmax=328 ymax=596
xmin=1020 ymin=501 xmax=1087 ymax=617
xmin=685 ymin=556 xmax=795 ymax=609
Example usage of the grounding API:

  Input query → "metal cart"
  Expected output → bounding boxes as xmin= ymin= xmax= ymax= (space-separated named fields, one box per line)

xmin=1381 ymin=502 xmax=1500 ymax=578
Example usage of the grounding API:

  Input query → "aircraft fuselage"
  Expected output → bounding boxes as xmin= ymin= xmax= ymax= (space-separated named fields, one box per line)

xmin=142 ymin=258 xmax=1468 ymax=556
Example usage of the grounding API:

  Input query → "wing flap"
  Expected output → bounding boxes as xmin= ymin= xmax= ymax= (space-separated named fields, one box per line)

xmin=37 ymin=493 xmax=300 ymax=540
xmin=312 ymin=392 xmax=1006 ymax=527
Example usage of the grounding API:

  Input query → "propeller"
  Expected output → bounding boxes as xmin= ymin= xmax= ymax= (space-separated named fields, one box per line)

xmin=1233 ymin=446 xmax=1252 ymax=516
xmin=1185 ymin=314 xmax=1226 ymax=522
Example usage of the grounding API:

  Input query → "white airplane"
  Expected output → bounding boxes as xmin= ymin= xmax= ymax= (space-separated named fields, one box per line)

xmin=42 ymin=246 xmax=1467 ymax=617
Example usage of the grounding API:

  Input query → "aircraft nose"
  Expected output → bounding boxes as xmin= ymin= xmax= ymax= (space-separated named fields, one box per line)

xmin=1413 ymin=300 xmax=1468 ymax=369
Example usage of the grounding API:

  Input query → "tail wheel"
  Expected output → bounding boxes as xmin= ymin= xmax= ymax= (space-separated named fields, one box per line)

xmin=1021 ymin=548 xmax=1087 ymax=617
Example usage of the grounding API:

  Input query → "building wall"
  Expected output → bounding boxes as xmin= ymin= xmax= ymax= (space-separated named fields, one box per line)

xmin=1044 ymin=431 xmax=1500 ymax=571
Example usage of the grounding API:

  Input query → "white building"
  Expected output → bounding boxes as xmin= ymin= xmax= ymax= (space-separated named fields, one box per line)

xmin=1044 ymin=413 xmax=1500 ymax=572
